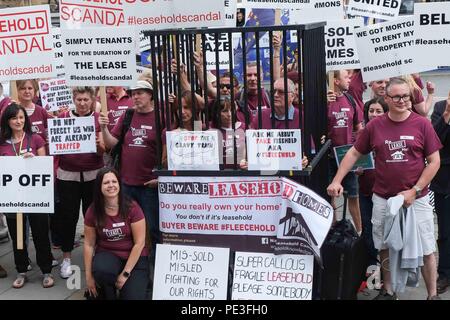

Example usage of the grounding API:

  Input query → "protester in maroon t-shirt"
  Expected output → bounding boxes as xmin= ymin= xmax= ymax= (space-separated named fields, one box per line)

xmin=0 ymin=103 xmax=54 ymax=289
xmin=161 ymin=90 xmax=202 ymax=167
xmin=355 ymin=97 xmax=388 ymax=267
xmin=327 ymin=69 xmax=363 ymax=234
xmin=210 ymin=96 xmax=246 ymax=169
xmin=56 ymin=86 xmax=105 ymax=280
xmin=328 ymin=78 xmax=442 ymax=300
xmin=0 ymin=83 xmax=11 ymax=114
xmin=369 ymin=78 xmax=390 ymax=99
xmin=84 ymin=168 xmax=149 ymax=300
xmin=106 ymin=86 xmax=134 ymax=132
xmin=400 ymin=74 xmax=435 ymax=117
xmin=100 ymin=80 xmax=160 ymax=266
xmin=243 ymin=79 xmax=308 ymax=170
xmin=16 ymin=80 xmax=53 ymax=143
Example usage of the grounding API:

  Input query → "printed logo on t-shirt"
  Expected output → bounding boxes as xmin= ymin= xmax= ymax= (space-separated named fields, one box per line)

xmin=111 ymin=109 xmax=125 ymax=119
xmin=103 ymin=227 xmax=125 ymax=241
xmin=128 ymin=127 xmax=148 ymax=148
xmin=132 ymin=137 xmax=144 ymax=146
xmin=333 ymin=111 xmax=348 ymax=128
xmin=31 ymin=125 xmax=41 ymax=134
xmin=385 ymin=139 xmax=408 ymax=163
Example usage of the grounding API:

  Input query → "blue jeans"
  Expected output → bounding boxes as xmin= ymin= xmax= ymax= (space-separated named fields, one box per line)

xmin=359 ymin=193 xmax=378 ymax=266
xmin=121 ymin=184 xmax=160 ymax=259
xmin=435 ymin=192 xmax=450 ymax=279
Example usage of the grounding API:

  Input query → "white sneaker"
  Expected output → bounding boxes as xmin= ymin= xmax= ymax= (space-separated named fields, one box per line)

xmin=60 ymin=258 xmax=72 ymax=279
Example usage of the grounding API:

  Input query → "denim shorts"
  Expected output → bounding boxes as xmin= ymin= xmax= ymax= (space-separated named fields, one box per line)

xmin=328 ymin=157 xmax=359 ymax=198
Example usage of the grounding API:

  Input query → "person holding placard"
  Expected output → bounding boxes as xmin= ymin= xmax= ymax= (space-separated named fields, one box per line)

xmin=0 ymin=103 xmax=54 ymax=289
xmin=327 ymin=69 xmax=364 ymax=235
xmin=356 ymin=97 xmax=388 ymax=268
xmin=399 ymin=75 xmax=435 ymax=117
xmin=56 ymin=86 xmax=105 ymax=279
xmin=84 ymin=168 xmax=149 ymax=300
xmin=327 ymin=77 xmax=442 ymax=300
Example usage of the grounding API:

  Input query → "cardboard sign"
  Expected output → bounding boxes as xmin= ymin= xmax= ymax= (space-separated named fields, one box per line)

xmin=0 ymin=5 xmax=55 ymax=81
xmin=232 ymin=252 xmax=314 ymax=300
xmin=347 ymin=0 xmax=401 ymax=20
xmin=355 ymin=16 xmax=431 ymax=82
xmin=62 ymin=26 xmax=137 ymax=86
xmin=153 ymin=244 xmax=229 ymax=300
xmin=47 ymin=116 xmax=97 ymax=155
xmin=0 ymin=157 xmax=54 ymax=213
xmin=325 ymin=18 xmax=363 ymax=71
xmin=39 ymin=78 xmax=74 ymax=112
xmin=414 ymin=2 xmax=450 ymax=68
xmin=333 ymin=144 xmax=374 ymax=171
xmin=166 ymin=130 xmax=220 ymax=171
xmin=246 ymin=129 xmax=302 ymax=171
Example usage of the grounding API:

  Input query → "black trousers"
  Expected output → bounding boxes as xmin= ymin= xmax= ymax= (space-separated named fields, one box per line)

xmin=92 ymin=251 xmax=149 ymax=300
xmin=57 ymin=179 xmax=95 ymax=253
xmin=6 ymin=214 xmax=52 ymax=274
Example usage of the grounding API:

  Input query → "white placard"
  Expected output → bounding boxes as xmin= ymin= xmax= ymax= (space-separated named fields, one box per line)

xmin=47 ymin=116 xmax=97 ymax=155
xmin=289 ymin=0 xmax=345 ymax=24
xmin=0 ymin=5 xmax=55 ymax=81
xmin=242 ymin=0 xmax=313 ymax=10
xmin=325 ymin=18 xmax=364 ymax=71
xmin=414 ymin=2 xmax=450 ymax=68
xmin=0 ymin=157 xmax=54 ymax=213
xmin=355 ymin=16 xmax=431 ymax=82
xmin=232 ymin=252 xmax=313 ymax=300
xmin=224 ymin=0 xmax=237 ymax=27
xmin=347 ymin=0 xmax=401 ymax=21
xmin=246 ymin=129 xmax=302 ymax=171
xmin=166 ymin=131 xmax=220 ymax=170
xmin=153 ymin=244 xmax=230 ymax=300
xmin=123 ymin=0 xmax=225 ymax=31
xmin=52 ymin=28 xmax=65 ymax=78
xmin=62 ymin=27 xmax=137 ymax=86
xmin=39 ymin=78 xmax=74 ymax=112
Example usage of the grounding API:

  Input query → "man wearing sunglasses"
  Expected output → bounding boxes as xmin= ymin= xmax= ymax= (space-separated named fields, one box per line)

xmin=328 ymin=77 xmax=442 ymax=300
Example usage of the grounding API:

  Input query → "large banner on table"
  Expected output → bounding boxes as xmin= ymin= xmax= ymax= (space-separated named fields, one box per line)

xmin=62 ymin=26 xmax=137 ymax=86
xmin=0 ymin=157 xmax=54 ymax=213
xmin=0 ymin=5 xmax=55 ymax=81
xmin=159 ymin=176 xmax=332 ymax=257
xmin=153 ymin=244 xmax=229 ymax=300
xmin=414 ymin=2 xmax=450 ymax=68
xmin=355 ymin=16 xmax=431 ymax=82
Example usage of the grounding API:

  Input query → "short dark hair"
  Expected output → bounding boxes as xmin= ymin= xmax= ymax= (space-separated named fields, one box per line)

xmin=221 ymin=72 xmax=239 ymax=87
xmin=0 ymin=103 xmax=32 ymax=143
xmin=386 ymin=77 xmax=409 ymax=95
xmin=363 ymin=97 xmax=388 ymax=123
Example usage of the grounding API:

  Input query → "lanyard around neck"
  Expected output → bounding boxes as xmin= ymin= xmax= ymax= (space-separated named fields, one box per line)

xmin=11 ymin=133 xmax=25 ymax=157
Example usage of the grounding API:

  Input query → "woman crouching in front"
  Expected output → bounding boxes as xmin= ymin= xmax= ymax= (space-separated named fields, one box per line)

xmin=84 ymin=168 xmax=149 ymax=300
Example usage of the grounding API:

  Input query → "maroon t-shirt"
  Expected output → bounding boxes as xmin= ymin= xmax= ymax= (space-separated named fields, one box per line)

xmin=0 ymin=96 xmax=11 ymax=114
xmin=212 ymin=122 xmax=247 ymax=168
xmin=111 ymin=110 xmax=157 ymax=186
xmin=107 ymin=94 xmax=133 ymax=132
xmin=354 ymin=112 xmax=442 ymax=199
xmin=84 ymin=201 xmax=149 ymax=259
xmin=240 ymin=90 xmax=271 ymax=117
xmin=0 ymin=133 xmax=45 ymax=156
xmin=328 ymin=95 xmax=360 ymax=147
xmin=57 ymin=111 xmax=104 ymax=172
xmin=28 ymin=104 xmax=52 ymax=142
xmin=348 ymin=71 xmax=365 ymax=121
xmin=251 ymin=108 xmax=300 ymax=130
